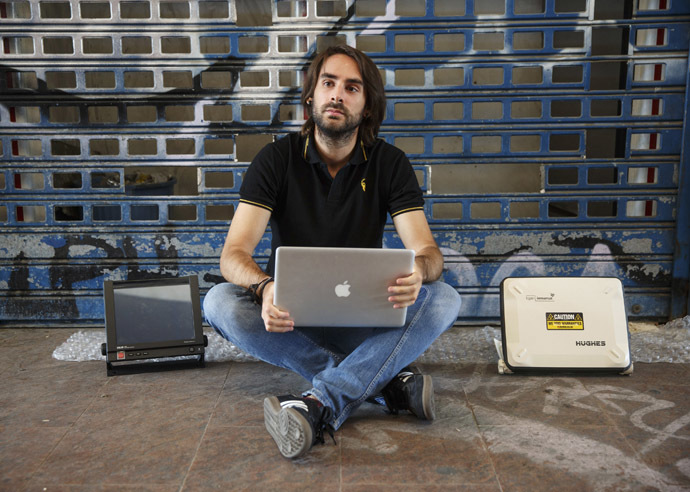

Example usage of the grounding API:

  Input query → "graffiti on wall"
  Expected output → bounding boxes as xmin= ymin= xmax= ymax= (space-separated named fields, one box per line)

xmin=1 ymin=230 xmax=672 ymax=321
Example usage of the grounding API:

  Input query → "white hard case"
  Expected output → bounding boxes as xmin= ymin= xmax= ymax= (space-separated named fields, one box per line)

xmin=499 ymin=277 xmax=632 ymax=375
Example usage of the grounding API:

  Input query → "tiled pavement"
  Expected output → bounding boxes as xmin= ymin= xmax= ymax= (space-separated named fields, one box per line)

xmin=1 ymin=328 xmax=689 ymax=491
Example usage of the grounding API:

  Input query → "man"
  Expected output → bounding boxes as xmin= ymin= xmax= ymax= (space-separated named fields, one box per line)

xmin=203 ymin=45 xmax=462 ymax=459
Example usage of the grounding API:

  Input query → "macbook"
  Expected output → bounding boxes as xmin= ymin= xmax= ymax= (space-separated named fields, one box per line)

xmin=273 ymin=246 xmax=415 ymax=327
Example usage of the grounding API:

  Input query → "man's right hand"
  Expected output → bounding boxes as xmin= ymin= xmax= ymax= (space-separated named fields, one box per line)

xmin=260 ymin=281 xmax=295 ymax=333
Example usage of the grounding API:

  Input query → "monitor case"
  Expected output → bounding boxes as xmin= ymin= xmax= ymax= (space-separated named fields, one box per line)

xmin=499 ymin=277 xmax=633 ymax=375
xmin=102 ymin=275 xmax=207 ymax=376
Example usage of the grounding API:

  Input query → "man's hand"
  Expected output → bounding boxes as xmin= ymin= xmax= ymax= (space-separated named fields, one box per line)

xmin=388 ymin=269 xmax=423 ymax=309
xmin=260 ymin=282 xmax=295 ymax=332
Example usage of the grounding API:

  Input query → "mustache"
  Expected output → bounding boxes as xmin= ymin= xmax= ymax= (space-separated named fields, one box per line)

xmin=323 ymin=102 xmax=347 ymax=112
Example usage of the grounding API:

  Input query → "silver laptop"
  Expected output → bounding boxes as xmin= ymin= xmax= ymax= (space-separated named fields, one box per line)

xmin=273 ymin=246 xmax=415 ymax=327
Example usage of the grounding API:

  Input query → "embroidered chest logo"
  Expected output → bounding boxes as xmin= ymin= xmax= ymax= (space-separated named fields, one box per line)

xmin=360 ymin=179 xmax=366 ymax=192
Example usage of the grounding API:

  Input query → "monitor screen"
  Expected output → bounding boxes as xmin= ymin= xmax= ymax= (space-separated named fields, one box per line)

xmin=112 ymin=282 xmax=196 ymax=346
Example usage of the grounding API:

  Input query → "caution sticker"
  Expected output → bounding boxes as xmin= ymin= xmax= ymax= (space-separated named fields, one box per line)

xmin=546 ymin=312 xmax=584 ymax=330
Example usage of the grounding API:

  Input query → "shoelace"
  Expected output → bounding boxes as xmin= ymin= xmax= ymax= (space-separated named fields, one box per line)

xmin=398 ymin=370 xmax=414 ymax=382
xmin=315 ymin=407 xmax=337 ymax=445
xmin=282 ymin=398 xmax=337 ymax=446
xmin=382 ymin=371 xmax=415 ymax=414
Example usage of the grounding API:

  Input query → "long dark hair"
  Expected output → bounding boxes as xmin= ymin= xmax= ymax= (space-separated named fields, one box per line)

xmin=300 ymin=45 xmax=386 ymax=146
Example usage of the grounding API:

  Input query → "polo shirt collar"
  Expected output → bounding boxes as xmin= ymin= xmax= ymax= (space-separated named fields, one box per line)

xmin=303 ymin=132 xmax=369 ymax=167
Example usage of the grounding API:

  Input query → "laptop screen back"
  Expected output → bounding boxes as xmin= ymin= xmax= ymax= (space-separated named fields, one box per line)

xmin=273 ymin=246 xmax=415 ymax=327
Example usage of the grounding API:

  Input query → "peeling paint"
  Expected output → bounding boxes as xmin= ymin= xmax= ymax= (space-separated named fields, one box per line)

xmin=620 ymin=238 xmax=654 ymax=254
xmin=67 ymin=244 xmax=100 ymax=257
xmin=484 ymin=232 xmax=571 ymax=255
xmin=0 ymin=236 xmax=59 ymax=259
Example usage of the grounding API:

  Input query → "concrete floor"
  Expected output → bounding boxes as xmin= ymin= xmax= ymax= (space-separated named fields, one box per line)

xmin=1 ymin=328 xmax=689 ymax=492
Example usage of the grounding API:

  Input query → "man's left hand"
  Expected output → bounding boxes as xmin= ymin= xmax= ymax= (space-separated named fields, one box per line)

xmin=388 ymin=270 xmax=423 ymax=309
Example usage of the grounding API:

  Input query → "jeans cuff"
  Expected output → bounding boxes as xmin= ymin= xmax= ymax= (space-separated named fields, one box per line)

xmin=302 ymin=388 xmax=338 ymax=425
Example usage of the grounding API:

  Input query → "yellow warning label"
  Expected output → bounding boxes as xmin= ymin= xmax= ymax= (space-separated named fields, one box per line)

xmin=546 ymin=312 xmax=584 ymax=330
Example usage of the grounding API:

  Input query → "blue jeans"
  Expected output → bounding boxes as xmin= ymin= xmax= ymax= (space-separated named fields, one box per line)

xmin=203 ymin=281 xmax=461 ymax=430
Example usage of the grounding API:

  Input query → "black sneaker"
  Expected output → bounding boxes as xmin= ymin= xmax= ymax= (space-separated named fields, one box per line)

xmin=263 ymin=395 xmax=335 ymax=459
xmin=381 ymin=366 xmax=436 ymax=420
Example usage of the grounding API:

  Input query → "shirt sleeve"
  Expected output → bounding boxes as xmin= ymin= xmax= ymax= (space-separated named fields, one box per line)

xmin=239 ymin=140 xmax=286 ymax=213
xmin=387 ymin=147 xmax=425 ymax=218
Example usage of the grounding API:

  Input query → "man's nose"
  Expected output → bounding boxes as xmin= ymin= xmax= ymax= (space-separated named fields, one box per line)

xmin=331 ymin=85 xmax=344 ymax=103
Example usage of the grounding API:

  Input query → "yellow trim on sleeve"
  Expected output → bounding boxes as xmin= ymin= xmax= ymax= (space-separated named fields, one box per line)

xmin=239 ymin=199 xmax=273 ymax=212
xmin=304 ymin=136 xmax=309 ymax=160
xmin=390 ymin=206 xmax=424 ymax=217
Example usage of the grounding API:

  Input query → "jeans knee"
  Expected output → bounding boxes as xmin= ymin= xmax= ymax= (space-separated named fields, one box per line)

xmin=441 ymin=281 xmax=462 ymax=310
xmin=203 ymin=282 xmax=261 ymax=343
xmin=425 ymin=281 xmax=462 ymax=323
xmin=203 ymin=282 xmax=235 ymax=325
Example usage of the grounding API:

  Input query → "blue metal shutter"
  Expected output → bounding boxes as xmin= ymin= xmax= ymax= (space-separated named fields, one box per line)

xmin=1 ymin=0 xmax=688 ymax=327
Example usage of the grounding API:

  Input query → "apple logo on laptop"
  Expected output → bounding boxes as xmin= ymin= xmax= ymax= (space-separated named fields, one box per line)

xmin=335 ymin=281 xmax=351 ymax=298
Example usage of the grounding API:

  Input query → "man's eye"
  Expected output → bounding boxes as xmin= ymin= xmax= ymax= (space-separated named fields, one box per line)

xmin=348 ymin=86 xmax=359 ymax=92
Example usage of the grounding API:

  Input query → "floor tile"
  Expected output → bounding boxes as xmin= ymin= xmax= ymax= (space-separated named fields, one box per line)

xmin=0 ymin=424 xmax=68 ymax=492
xmin=0 ymin=362 xmax=106 ymax=427
xmin=0 ymin=329 xmax=74 ymax=375
xmin=339 ymin=378 xmax=495 ymax=488
xmin=342 ymin=484 xmax=502 ymax=492
xmin=182 ymin=423 xmax=341 ymax=491
xmin=23 ymin=484 xmax=173 ymax=492
xmin=480 ymin=417 xmax=673 ymax=491
xmin=463 ymin=371 xmax=614 ymax=427
xmin=581 ymin=362 xmax=690 ymax=389
xmin=589 ymin=382 xmax=690 ymax=488
xmin=71 ymin=372 xmax=226 ymax=439
xmin=211 ymin=362 xmax=310 ymax=427
xmin=340 ymin=418 xmax=496 ymax=487
xmin=28 ymin=416 xmax=205 ymax=488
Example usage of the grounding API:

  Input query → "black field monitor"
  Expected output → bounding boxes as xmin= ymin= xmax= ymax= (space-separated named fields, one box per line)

xmin=103 ymin=276 xmax=206 ymax=375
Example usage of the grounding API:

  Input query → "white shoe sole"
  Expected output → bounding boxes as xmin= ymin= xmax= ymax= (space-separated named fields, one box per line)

xmin=421 ymin=374 xmax=436 ymax=420
xmin=263 ymin=396 xmax=313 ymax=459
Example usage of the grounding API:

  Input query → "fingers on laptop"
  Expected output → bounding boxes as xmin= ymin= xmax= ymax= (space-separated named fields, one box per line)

xmin=263 ymin=306 xmax=294 ymax=332
xmin=388 ymin=287 xmax=418 ymax=309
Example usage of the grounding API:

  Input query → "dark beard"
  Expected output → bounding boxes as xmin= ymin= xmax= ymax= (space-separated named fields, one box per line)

xmin=312 ymin=103 xmax=364 ymax=146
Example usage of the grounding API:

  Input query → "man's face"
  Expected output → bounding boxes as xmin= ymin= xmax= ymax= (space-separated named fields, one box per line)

xmin=311 ymin=53 xmax=367 ymax=142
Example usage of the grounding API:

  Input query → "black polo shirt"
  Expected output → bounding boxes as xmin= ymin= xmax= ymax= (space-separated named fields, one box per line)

xmin=239 ymin=132 xmax=424 ymax=274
